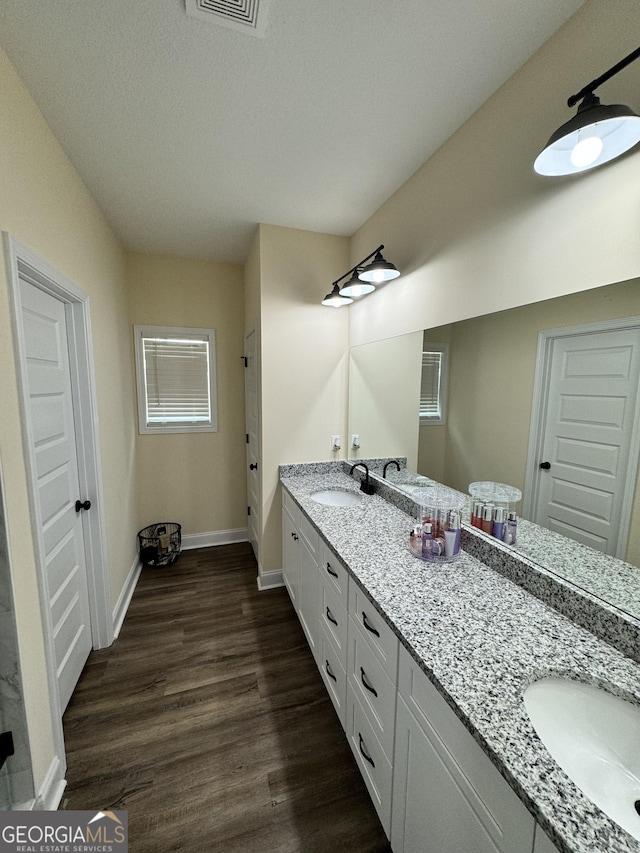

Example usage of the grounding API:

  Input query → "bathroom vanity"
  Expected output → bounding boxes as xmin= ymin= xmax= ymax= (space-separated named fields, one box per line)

xmin=280 ymin=462 xmax=640 ymax=853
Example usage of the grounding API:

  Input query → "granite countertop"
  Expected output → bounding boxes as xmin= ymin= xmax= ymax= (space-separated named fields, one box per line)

xmin=280 ymin=467 xmax=640 ymax=853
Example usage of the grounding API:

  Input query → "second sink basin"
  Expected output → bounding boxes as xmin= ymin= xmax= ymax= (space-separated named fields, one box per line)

xmin=524 ymin=677 xmax=640 ymax=841
xmin=310 ymin=489 xmax=363 ymax=507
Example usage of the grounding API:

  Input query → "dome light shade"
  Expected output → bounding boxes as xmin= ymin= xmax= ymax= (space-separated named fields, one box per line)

xmin=358 ymin=250 xmax=401 ymax=283
xmin=321 ymin=283 xmax=352 ymax=307
xmin=535 ymin=94 xmax=640 ymax=176
xmin=340 ymin=270 xmax=375 ymax=298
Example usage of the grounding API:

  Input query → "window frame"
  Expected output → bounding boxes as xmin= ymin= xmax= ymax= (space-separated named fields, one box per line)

xmin=134 ymin=324 xmax=218 ymax=435
xmin=419 ymin=342 xmax=449 ymax=426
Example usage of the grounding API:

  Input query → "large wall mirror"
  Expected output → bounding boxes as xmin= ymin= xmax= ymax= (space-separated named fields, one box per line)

xmin=348 ymin=276 xmax=640 ymax=620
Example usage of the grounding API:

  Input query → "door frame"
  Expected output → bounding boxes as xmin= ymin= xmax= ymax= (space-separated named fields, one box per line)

xmin=4 ymin=234 xmax=112 ymax=791
xmin=523 ymin=315 xmax=640 ymax=560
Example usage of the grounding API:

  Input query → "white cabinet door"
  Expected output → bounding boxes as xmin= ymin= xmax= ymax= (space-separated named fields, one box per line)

xmin=282 ymin=505 xmax=299 ymax=609
xmin=297 ymin=533 xmax=320 ymax=663
xmin=392 ymin=649 xmax=535 ymax=853
xmin=534 ymin=825 xmax=562 ymax=853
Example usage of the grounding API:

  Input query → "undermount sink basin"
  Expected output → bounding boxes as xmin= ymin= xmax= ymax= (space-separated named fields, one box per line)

xmin=524 ymin=677 xmax=640 ymax=841
xmin=310 ymin=489 xmax=363 ymax=507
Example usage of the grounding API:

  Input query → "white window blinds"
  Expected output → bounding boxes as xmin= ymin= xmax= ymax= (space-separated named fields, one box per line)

xmin=420 ymin=343 xmax=448 ymax=424
xmin=134 ymin=326 xmax=218 ymax=434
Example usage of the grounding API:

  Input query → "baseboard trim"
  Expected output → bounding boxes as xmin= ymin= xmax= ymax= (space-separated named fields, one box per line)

xmin=112 ymin=554 xmax=142 ymax=640
xmin=35 ymin=755 xmax=66 ymax=810
xmin=181 ymin=528 xmax=248 ymax=550
xmin=257 ymin=570 xmax=284 ymax=591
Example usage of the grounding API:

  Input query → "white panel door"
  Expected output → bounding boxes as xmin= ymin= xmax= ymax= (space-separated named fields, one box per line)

xmin=244 ymin=328 xmax=259 ymax=560
xmin=533 ymin=327 xmax=640 ymax=555
xmin=20 ymin=280 xmax=92 ymax=711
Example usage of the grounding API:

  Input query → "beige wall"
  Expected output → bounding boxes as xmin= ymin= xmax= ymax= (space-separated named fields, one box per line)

xmin=127 ymin=253 xmax=247 ymax=537
xmin=349 ymin=332 xmax=422 ymax=469
xmin=348 ymin=0 xmax=640 ymax=348
xmin=0 ymin=48 xmax=136 ymax=791
xmin=258 ymin=224 xmax=349 ymax=575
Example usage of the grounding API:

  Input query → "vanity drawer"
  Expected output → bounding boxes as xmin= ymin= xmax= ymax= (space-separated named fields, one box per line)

xmin=283 ymin=488 xmax=300 ymax=525
xmin=348 ymin=616 xmax=397 ymax=761
xmin=298 ymin=511 xmax=318 ymax=558
xmin=346 ymin=688 xmax=393 ymax=837
xmin=319 ymin=626 xmax=347 ymax=730
xmin=320 ymin=578 xmax=348 ymax=666
xmin=348 ymin=580 xmax=399 ymax=684
xmin=319 ymin=541 xmax=349 ymax=600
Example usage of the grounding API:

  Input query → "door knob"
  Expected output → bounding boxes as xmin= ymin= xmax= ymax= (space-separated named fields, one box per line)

xmin=539 ymin=461 xmax=551 ymax=470
xmin=250 ymin=462 xmax=258 ymax=470
xmin=75 ymin=499 xmax=91 ymax=512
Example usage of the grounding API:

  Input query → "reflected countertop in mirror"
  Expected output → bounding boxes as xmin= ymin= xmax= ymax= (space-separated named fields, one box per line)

xmin=348 ymin=277 xmax=640 ymax=623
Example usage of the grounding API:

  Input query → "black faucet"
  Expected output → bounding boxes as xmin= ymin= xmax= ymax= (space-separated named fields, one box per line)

xmin=383 ymin=460 xmax=401 ymax=479
xmin=350 ymin=463 xmax=375 ymax=495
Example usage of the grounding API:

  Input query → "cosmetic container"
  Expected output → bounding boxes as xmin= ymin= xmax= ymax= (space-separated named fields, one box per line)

xmin=492 ymin=506 xmax=506 ymax=541
xmin=481 ymin=503 xmax=494 ymax=534
xmin=470 ymin=500 xmax=483 ymax=528
xmin=504 ymin=511 xmax=518 ymax=546
xmin=409 ymin=487 xmax=465 ymax=563
xmin=468 ymin=482 xmax=522 ymax=532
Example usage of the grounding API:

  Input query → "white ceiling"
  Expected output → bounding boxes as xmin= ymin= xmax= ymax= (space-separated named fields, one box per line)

xmin=0 ymin=0 xmax=585 ymax=263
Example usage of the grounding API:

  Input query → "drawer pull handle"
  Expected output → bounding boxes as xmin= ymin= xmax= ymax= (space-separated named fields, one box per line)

xmin=362 ymin=611 xmax=380 ymax=637
xmin=326 ymin=607 xmax=338 ymax=626
xmin=325 ymin=660 xmax=337 ymax=682
xmin=291 ymin=532 xmax=298 ymax=541
xmin=358 ymin=733 xmax=375 ymax=768
xmin=360 ymin=667 xmax=378 ymax=697
xmin=326 ymin=562 xmax=339 ymax=578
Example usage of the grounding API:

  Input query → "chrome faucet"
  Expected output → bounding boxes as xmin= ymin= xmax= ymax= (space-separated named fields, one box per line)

xmin=350 ymin=463 xmax=375 ymax=495
xmin=383 ymin=460 xmax=401 ymax=479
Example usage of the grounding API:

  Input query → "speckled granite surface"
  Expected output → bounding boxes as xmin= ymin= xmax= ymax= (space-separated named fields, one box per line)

xmin=280 ymin=466 xmax=640 ymax=853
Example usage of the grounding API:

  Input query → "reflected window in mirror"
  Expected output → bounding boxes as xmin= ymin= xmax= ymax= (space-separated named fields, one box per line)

xmin=420 ymin=341 xmax=449 ymax=425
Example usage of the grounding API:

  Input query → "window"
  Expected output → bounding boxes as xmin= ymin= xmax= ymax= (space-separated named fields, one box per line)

xmin=134 ymin=325 xmax=218 ymax=434
xmin=420 ymin=342 xmax=448 ymax=425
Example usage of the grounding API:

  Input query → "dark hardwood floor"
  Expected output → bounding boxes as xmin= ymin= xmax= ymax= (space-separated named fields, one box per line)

xmin=62 ymin=543 xmax=392 ymax=852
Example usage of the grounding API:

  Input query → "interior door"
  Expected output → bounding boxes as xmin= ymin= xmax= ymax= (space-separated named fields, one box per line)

xmin=19 ymin=279 xmax=92 ymax=711
xmin=530 ymin=325 xmax=640 ymax=556
xmin=244 ymin=328 xmax=260 ymax=561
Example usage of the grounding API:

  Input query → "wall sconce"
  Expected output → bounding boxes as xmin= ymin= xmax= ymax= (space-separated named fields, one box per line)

xmin=534 ymin=46 xmax=640 ymax=176
xmin=321 ymin=245 xmax=400 ymax=307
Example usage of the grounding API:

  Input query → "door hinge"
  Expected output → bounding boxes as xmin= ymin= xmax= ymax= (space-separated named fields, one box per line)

xmin=0 ymin=731 xmax=14 ymax=770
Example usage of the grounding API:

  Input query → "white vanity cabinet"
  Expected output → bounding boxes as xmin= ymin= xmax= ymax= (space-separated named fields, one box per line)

xmin=533 ymin=826 xmax=562 ymax=853
xmin=346 ymin=578 xmax=399 ymax=837
xmin=391 ymin=646 xmax=536 ymax=853
xmin=318 ymin=542 xmax=349 ymax=728
xmin=282 ymin=491 xmax=320 ymax=663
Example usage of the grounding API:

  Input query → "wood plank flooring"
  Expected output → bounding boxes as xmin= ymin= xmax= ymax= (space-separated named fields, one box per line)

xmin=62 ymin=543 xmax=392 ymax=852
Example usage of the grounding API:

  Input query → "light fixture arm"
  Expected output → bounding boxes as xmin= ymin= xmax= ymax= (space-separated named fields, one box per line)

xmin=330 ymin=244 xmax=384 ymax=288
xmin=567 ymin=46 xmax=640 ymax=108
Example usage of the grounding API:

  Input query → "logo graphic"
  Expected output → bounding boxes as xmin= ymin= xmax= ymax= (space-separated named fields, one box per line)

xmin=0 ymin=809 xmax=128 ymax=852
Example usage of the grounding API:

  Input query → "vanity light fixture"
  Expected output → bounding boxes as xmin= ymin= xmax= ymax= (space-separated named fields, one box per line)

xmin=321 ymin=244 xmax=400 ymax=306
xmin=321 ymin=283 xmax=353 ymax=307
xmin=534 ymin=46 xmax=640 ymax=176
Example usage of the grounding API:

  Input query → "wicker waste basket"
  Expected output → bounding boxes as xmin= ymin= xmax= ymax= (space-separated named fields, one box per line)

xmin=138 ymin=522 xmax=182 ymax=567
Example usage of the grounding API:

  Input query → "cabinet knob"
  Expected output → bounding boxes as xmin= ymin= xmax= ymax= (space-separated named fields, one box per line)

xmin=75 ymin=499 xmax=91 ymax=512
xmin=539 ymin=461 xmax=551 ymax=470
xmin=250 ymin=462 xmax=258 ymax=470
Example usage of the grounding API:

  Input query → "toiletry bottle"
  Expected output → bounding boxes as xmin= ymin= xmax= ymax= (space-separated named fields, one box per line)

xmin=410 ymin=524 xmax=422 ymax=555
xmin=492 ymin=506 xmax=506 ymax=541
xmin=471 ymin=500 xmax=483 ymax=528
xmin=481 ymin=503 xmax=494 ymax=534
xmin=444 ymin=510 xmax=461 ymax=557
xmin=504 ymin=511 xmax=517 ymax=545
xmin=421 ymin=521 xmax=433 ymax=559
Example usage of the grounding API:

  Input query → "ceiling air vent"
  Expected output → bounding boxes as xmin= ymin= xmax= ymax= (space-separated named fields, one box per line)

xmin=185 ymin=0 xmax=270 ymax=37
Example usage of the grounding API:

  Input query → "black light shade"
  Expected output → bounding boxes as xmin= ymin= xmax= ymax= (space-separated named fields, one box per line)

xmin=358 ymin=250 xmax=401 ymax=283
xmin=340 ymin=269 xmax=375 ymax=298
xmin=321 ymin=283 xmax=353 ymax=307
xmin=535 ymin=93 xmax=640 ymax=176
